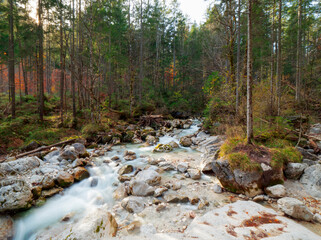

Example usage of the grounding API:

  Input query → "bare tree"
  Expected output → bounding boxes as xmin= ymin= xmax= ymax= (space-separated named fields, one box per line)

xmin=295 ymin=0 xmax=302 ymax=102
xmin=276 ymin=0 xmax=282 ymax=115
xmin=38 ymin=0 xmax=44 ymax=121
xmin=8 ymin=0 xmax=15 ymax=118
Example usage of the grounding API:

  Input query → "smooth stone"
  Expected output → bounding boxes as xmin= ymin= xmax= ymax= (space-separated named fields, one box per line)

xmin=121 ymin=196 xmax=146 ymax=213
xmin=278 ymin=197 xmax=313 ymax=221
xmin=265 ymin=184 xmax=286 ymax=198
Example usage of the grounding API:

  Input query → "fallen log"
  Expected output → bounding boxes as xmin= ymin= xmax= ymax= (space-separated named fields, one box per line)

xmin=15 ymin=139 xmax=77 ymax=159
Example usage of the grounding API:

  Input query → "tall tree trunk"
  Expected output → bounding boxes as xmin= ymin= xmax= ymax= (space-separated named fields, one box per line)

xmin=270 ymin=0 xmax=275 ymax=115
xmin=276 ymin=0 xmax=282 ymax=116
xmin=78 ymin=0 xmax=83 ymax=110
xmin=60 ymin=6 xmax=64 ymax=125
xmin=128 ymin=0 xmax=134 ymax=116
xmin=138 ymin=0 xmax=144 ymax=104
xmin=8 ymin=0 xmax=15 ymax=118
xmin=246 ymin=0 xmax=253 ymax=144
xmin=295 ymin=0 xmax=302 ymax=102
xmin=236 ymin=0 xmax=241 ymax=114
xmin=71 ymin=0 xmax=77 ymax=127
xmin=38 ymin=0 xmax=44 ymax=121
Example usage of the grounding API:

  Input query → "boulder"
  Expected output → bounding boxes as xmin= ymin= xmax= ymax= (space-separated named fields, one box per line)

xmin=309 ymin=123 xmax=321 ymax=135
xmin=41 ymin=188 xmax=63 ymax=198
xmin=158 ymin=161 xmax=175 ymax=171
xmin=0 ymin=216 xmax=14 ymax=239
xmin=296 ymin=147 xmax=319 ymax=161
xmin=135 ymin=169 xmax=161 ymax=186
xmin=163 ymin=193 xmax=189 ymax=203
xmin=278 ymin=197 xmax=313 ymax=221
xmin=41 ymin=175 xmax=55 ymax=189
xmin=153 ymin=144 xmax=173 ymax=153
xmin=187 ymin=169 xmax=201 ymax=180
xmin=43 ymin=149 xmax=60 ymax=161
xmin=129 ymin=180 xmax=154 ymax=196
xmin=56 ymin=172 xmax=74 ymax=188
xmin=73 ymin=167 xmax=90 ymax=181
xmin=212 ymin=158 xmax=284 ymax=198
xmin=300 ymin=164 xmax=321 ymax=198
xmin=265 ymin=184 xmax=286 ymax=198
xmin=177 ymin=162 xmax=189 ymax=173
xmin=113 ymin=184 xmax=128 ymax=200
xmin=0 ymin=178 xmax=33 ymax=212
xmin=284 ymin=163 xmax=307 ymax=180
xmin=185 ymin=200 xmax=320 ymax=240
xmin=121 ymin=196 xmax=146 ymax=213
xmin=23 ymin=140 xmax=41 ymax=151
xmin=168 ymin=141 xmax=179 ymax=149
xmin=146 ymin=135 xmax=158 ymax=145
xmin=213 ymin=184 xmax=223 ymax=194
xmin=180 ymin=136 xmax=193 ymax=147
xmin=118 ymin=165 xmax=134 ymax=175
xmin=302 ymin=159 xmax=317 ymax=166
xmin=0 ymin=156 xmax=42 ymax=175
xmin=59 ymin=149 xmax=77 ymax=161
xmin=72 ymin=143 xmax=87 ymax=156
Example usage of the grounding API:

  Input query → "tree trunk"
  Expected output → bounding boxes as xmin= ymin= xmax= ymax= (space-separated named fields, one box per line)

xmin=295 ymin=0 xmax=302 ymax=102
xmin=276 ymin=0 xmax=282 ymax=116
xmin=270 ymin=0 xmax=275 ymax=115
xmin=246 ymin=0 xmax=253 ymax=144
xmin=71 ymin=0 xmax=77 ymax=127
xmin=60 ymin=6 xmax=64 ymax=125
xmin=38 ymin=0 xmax=44 ymax=121
xmin=8 ymin=0 xmax=15 ymax=118
xmin=236 ymin=0 xmax=241 ymax=114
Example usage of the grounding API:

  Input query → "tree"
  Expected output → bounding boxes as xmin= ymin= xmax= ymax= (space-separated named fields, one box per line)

xmin=38 ymin=0 xmax=44 ymax=121
xmin=295 ymin=0 xmax=302 ymax=102
xmin=276 ymin=0 xmax=282 ymax=115
xmin=246 ymin=0 xmax=253 ymax=144
xmin=8 ymin=0 xmax=15 ymax=118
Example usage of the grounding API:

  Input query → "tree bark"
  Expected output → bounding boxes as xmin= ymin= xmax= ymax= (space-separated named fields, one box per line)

xmin=295 ymin=0 xmax=302 ymax=102
xmin=270 ymin=0 xmax=275 ymax=115
xmin=60 ymin=5 xmax=64 ymax=125
xmin=8 ymin=0 xmax=15 ymax=118
xmin=236 ymin=0 xmax=241 ymax=114
xmin=276 ymin=0 xmax=282 ymax=116
xmin=246 ymin=0 xmax=253 ymax=144
xmin=38 ymin=0 xmax=44 ymax=121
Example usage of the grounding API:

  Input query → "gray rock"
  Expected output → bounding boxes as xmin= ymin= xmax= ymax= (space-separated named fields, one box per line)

xmin=177 ymin=162 xmax=189 ymax=173
xmin=186 ymin=200 xmax=320 ymax=240
xmin=187 ymin=169 xmax=201 ymax=180
xmin=56 ymin=172 xmax=74 ymax=188
xmin=297 ymin=147 xmax=319 ymax=161
xmin=73 ymin=167 xmax=90 ymax=181
xmin=163 ymin=193 xmax=189 ymax=203
xmin=300 ymin=164 xmax=321 ymax=198
xmin=213 ymin=184 xmax=222 ymax=194
xmin=154 ymin=187 xmax=168 ymax=197
xmin=129 ymin=180 xmax=154 ymax=196
xmin=265 ymin=184 xmax=286 ymax=198
xmin=179 ymin=136 xmax=192 ymax=147
xmin=309 ymin=123 xmax=321 ymax=135
xmin=0 ymin=156 xmax=42 ymax=175
xmin=118 ymin=165 xmax=134 ymax=175
xmin=121 ymin=196 xmax=146 ymax=213
xmin=72 ymin=143 xmax=87 ymax=155
xmin=43 ymin=150 xmax=60 ymax=161
xmin=278 ymin=197 xmax=313 ymax=221
xmin=60 ymin=149 xmax=77 ymax=161
xmin=41 ymin=175 xmax=55 ymax=189
xmin=284 ymin=163 xmax=307 ymax=180
xmin=0 ymin=178 xmax=33 ymax=212
xmin=158 ymin=161 xmax=175 ymax=171
xmin=302 ymin=159 xmax=317 ymax=166
xmin=168 ymin=141 xmax=179 ymax=149
xmin=313 ymin=213 xmax=321 ymax=223
xmin=0 ymin=215 xmax=14 ymax=239
xmin=135 ymin=169 xmax=161 ymax=186
xmin=41 ymin=188 xmax=63 ymax=198
xmin=146 ymin=135 xmax=158 ymax=145
xmin=113 ymin=184 xmax=128 ymax=200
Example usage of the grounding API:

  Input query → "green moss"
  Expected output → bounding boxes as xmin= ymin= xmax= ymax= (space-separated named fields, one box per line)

xmin=227 ymin=152 xmax=262 ymax=172
xmin=271 ymin=147 xmax=302 ymax=168
xmin=81 ymin=123 xmax=109 ymax=138
xmin=219 ymin=137 xmax=244 ymax=158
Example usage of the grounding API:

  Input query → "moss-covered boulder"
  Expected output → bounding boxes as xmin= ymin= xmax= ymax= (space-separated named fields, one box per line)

xmin=153 ymin=144 xmax=173 ymax=153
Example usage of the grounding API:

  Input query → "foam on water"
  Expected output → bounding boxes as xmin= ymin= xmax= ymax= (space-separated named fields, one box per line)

xmin=14 ymin=119 xmax=201 ymax=240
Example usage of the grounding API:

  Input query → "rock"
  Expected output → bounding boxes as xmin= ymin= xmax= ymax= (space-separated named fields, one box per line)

xmin=284 ymin=163 xmax=307 ymax=180
xmin=300 ymin=164 xmax=321 ymax=198
xmin=197 ymin=199 xmax=209 ymax=210
xmin=213 ymin=184 xmax=222 ymax=194
xmin=212 ymin=158 xmax=284 ymax=198
xmin=158 ymin=161 xmax=175 ymax=171
xmin=0 ymin=156 xmax=42 ymax=175
xmin=163 ymin=193 xmax=189 ymax=203
xmin=156 ymin=203 xmax=166 ymax=211
xmin=154 ymin=187 xmax=168 ymax=197
xmin=124 ymin=150 xmax=136 ymax=156
xmin=313 ymin=213 xmax=321 ymax=223
xmin=172 ymin=182 xmax=182 ymax=190
xmin=73 ymin=167 xmax=90 ymax=181
xmin=121 ymin=196 xmax=146 ymax=213
xmin=177 ymin=162 xmax=189 ymax=173
xmin=265 ymin=184 xmax=286 ymax=198
xmin=302 ymin=159 xmax=317 ymax=166
xmin=124 ymin=154 xmax=137 ymax=161
xmin=113 ymin=184 xmax=128 ymax=200
xmin=41 ymin=188 xmax=63 ymax=198
xmin=43 ymin=149 xmax=60 ymax=161
xmin=278 ymin=197 xmax=313 ymax=221
xmin=72 ymin=143 xmax=87 ymax=155
xmin=118 ymin=165 xmax=134 ymax=175
xmin=189 ymin=196 xmax=200 ymax=205
xmin=186 ymin=200 xmax=320 ymax=240
xmin=146 ymin=135 xmax=158 ymax=145
xmin=309 ymin=123 xmax=321 ymax=135
xmin=129 ymin=180 xmax=154 ymax=196
xmin=187 ymin=169 xmax=201 ymax=180
xmin=118 ymin=175 xmax=131 ymax=182
xmin=56 ymin=172 xmax=74 ymax=188
xmin=32 ymin=186 xmax=42 ymax=198
xmin=297 ymin=147 xmax=319 ymax=161
xmin=111 ymin=156 xmax=120 ymax=161
xmin=0 ymin=178 xmax=33 ymax=212
xmin=140 ymin=224 xmax=157 ymax=235
xmin=201 ymin=156 xmax=215 ymax=172
xmin=60 ymin=149 xmax=77 ymax=161
xmin=153 ymin=144 xmax=173 ymax=153
xmin=180 ymin=136 xmax=193 ymax=147
xmin=0 ymin=216 xmax=14 ymax=239
xmin=168 ymin=141 xmax=179 ymax=149
xmin=40 ymin=175 xmax=55 ymax=189
xmin=72 ymin=158 xmax=87 ymax=168
xmin=135 ymin=169 xmax=161 ymax=186
xmin=253 ymin=195 xmax=266 ymax=202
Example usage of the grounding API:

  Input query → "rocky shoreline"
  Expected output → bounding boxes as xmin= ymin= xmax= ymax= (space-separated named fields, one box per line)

xmin=1 ymin=120 xmax=321 ymax=240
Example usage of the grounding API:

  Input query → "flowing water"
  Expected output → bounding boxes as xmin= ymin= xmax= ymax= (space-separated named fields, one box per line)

xmin=14 ymin=120 xmax=202 ymax=240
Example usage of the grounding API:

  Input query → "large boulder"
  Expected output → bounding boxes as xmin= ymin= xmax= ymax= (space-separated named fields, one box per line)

xmin=0 ymin=156 xmax=42 ymax=175
xmin=185 ymin=201 xmax=320 ymax=240
xmin=265 ymin=184 xmax=286 ymax=198
xmin=73 ymin=167 xmax=90 ymax=181
xmin=56 ymin=172 xmax=74 ymax=188
xmin=121 ymin=196 xmax=146 ymax=213
xmin=135 ymin=169 xmax=161 ymax=186
xmin=129 ymin=180 xmax=154 ymax=196
xmin=284 ymin=163 xmax=307 ymax=180
xmin=179 ymin=136 xmax=193 ymax=147
xmin=300 ymin=164 xmax=321 ymax=198
xmin=153 ymin=144 xmax=173 ymax=153
xmin=0 ymin=216 xmax=14 ymax=239
xmin=0 ymin=178 xmax=33 ymax=212
xmin=59 ymin=149 xmax=77 ymax=161
xmin=212 ymin=159 xmax=284 ymax=197
xmin=278 ymin=197 xmax=314 ymax=221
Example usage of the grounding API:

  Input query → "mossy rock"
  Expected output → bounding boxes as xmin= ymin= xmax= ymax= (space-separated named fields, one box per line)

xmin=153 ymin=144 xmax=173 ymax=153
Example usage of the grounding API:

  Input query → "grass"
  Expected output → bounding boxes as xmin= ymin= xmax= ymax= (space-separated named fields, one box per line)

xmin=227 ymin=152 xmax=261 ymax=172
xmin=270 ymin=147 xmax=302 ymax=168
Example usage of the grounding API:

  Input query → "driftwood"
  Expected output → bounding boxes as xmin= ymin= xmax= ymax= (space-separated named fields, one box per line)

xmin=15 ymin=139 xmax=77 ymax=159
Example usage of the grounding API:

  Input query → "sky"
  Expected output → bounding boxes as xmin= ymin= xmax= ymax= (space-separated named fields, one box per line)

xmin=178 ymin=0 xmax=209 ymax=24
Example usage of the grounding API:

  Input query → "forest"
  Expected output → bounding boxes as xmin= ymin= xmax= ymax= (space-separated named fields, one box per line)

xmin=0 ymin=0 xmax=321 ymax=239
